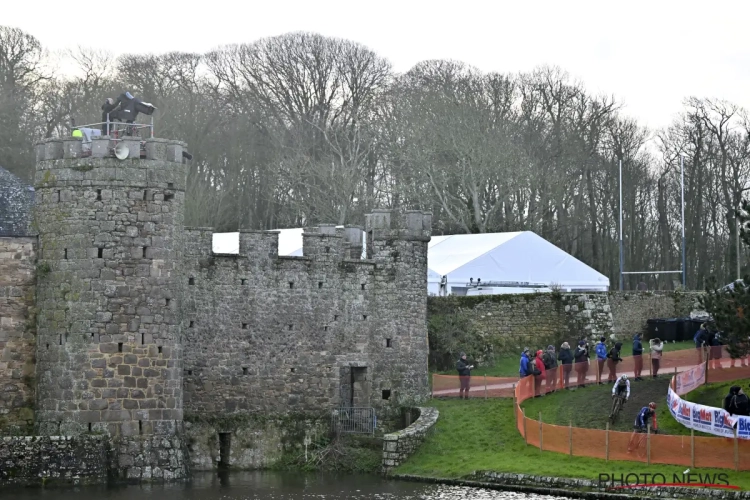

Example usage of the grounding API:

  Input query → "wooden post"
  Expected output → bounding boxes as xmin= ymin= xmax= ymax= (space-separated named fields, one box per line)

xmin=647 ymin=425 xmax=651 ymax=466
xmin=512 ymin=383 xmax=516 ymax=405
xmin=690 ymin=429 xmax=695 ymax=468
xmin=523 ymin=408 xmax=527 ymax=445
xmin=605 ymin=422 xmax=610 ymax=461
xmin=539 ymin=412 xmax=543 ymax=452
xmin=569 ymin=420 xmax=573 ymax=456
xmin=735 ymin=425 xmax=740 ymax=471
xmin=484 ymin=374 xmax=488 ymax=399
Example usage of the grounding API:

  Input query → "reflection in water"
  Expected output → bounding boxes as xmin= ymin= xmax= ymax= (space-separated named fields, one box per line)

xmin=9 ymin=471 xmax=574 ymax=500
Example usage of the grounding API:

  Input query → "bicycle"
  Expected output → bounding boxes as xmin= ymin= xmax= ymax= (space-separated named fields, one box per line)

xmin=609 ymin=394 xmax=626 ymax=424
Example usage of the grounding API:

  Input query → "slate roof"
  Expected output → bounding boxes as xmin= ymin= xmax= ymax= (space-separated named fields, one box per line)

xmin=0 ymin=166 xmax=35 ymax=237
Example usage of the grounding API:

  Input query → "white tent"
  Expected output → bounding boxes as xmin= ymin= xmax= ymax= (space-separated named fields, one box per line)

xmin=427 ymin=232 xmax=609 ymax=295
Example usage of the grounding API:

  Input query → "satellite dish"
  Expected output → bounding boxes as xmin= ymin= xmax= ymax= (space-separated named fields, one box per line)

xmin=114 ymin=143 xmax=129 ymax=160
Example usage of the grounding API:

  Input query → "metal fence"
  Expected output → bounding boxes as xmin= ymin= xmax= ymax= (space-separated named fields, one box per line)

xmin=331 ymin=407 xmax=377 ymax=435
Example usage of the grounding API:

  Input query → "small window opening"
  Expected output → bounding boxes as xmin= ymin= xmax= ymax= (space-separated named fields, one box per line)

xmin=318 ymin=282 xmax=323 ymax=289
xmin=165 ymin=298 xmax=171 ymax=307
xmin=164 ymin=193 xmax=174 ymax=202
xmin=64 ymin=249 xmax=68 ymax=259
xmin=189 ymin=320 xmax=194 ymax=328
xmin=139 ymin=420 xmax=143 ymax=435
xmin=362 ymin=315 xmax=368 ymax=320
xmin=96 ymin=189 xmax=102 ymax=201
xmin=324 ymin=325 xmax=328 ymax=332
xmin=290 ymin=367 xmax=295 ymax=373
xmin=361 ymin=283 xmax=366 ymax=290
xmin=242 ymin=367 xmax=248 ymax=375
xmin=242 ymin=323 xmax=248 ymax=329
xmin=187 ymin=370 xmax=193 ymax=376
xmin=382 ymin=390 xmax=391 ymax=400
xmin=168 ymin=183 xmax=174 ymax=189
xmin=56 ymin=190 xmax=61 ymax=201
xmin=142 ymin=247 xmax=147 ymax=258
xmin=141 ymin=333 xmax=145 ymax=345
xmin=59 ymin=334 xmax=62 ymax=345
xmin=241 ymin=279 xmax=247 ymax=285
xmin=288 ymin=324 xmax=293 ymax=331
xmin=46 ymin=343 xmax=49 ymax=350
xmin=334 ymin=315 xmax=339 ymax=321
xmin=189 ymin=277 xmax=195 ymax=285
xmin=386 ymin=338 xmax=392 ymax=348
xmin=289 ymin=281 xmax=294 ymax=289
xmin=325 ymin=247 xmax=330 ymax=253
xmin=158 ymin=346 xmax=162 ymax=354
xmin=142 ymin=191 xmax=147 ymax=201
xmin=88 ymin=423 xmax=92 ymax=432
xmin=118 ymin=342 xmax=123 ymax=352
xmin=98 ymin=247 xmax=104 ymax=258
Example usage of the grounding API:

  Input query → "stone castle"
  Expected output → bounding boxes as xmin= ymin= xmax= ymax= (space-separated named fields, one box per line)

xmin=0 ymin=134 xmax=432 ymax=480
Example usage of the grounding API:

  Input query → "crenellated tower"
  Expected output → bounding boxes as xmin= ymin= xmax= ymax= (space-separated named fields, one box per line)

xmin=33 ymin=136 xmax=186 ymax=438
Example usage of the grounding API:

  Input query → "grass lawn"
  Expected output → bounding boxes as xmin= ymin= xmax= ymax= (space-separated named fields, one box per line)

xmin=396 ymin=398 xmax=750 ymax=490
xmin=435 ymin=341 xmax=696 ymax=378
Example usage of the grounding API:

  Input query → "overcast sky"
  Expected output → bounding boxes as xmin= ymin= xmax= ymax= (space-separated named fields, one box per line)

xmin=5 ymin=0 xmax=749 ymax=131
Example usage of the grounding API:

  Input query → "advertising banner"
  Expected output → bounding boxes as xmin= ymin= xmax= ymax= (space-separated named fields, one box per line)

xmin=667 ymin=386 xmax=750 ymax=439
xmin=674 ymin=363 xmax=706 ymax=396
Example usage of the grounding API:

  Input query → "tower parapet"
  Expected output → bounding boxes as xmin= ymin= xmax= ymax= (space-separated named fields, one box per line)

xmin=33 ymin=136 xmax=186 ymax=439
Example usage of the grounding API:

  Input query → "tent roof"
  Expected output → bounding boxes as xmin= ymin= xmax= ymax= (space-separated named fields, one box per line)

xmin=428 ymin=232 xmax=609 ymax=288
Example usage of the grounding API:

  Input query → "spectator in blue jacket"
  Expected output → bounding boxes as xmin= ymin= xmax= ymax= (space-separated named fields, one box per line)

xmin=519 ymin=347 xmax=531 ymax=378
xmin=595 ymin=336 xmax=608 ymax=383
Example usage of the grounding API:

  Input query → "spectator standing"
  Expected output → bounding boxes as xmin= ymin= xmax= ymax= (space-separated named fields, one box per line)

xmin=694 ymin=324 xmax=709 ymax=363
xmin=723 ymin=386 xmax=750 ymax=416
xmin=543 ymin=345 xmax=559 ymax=392
xmin=649 ymin=338 xmax=663 ymax=378
xmin=632 ymin=333 xmax=644 ymax=381
xmin=558 ymin=342 xmax=573 ymax=389
xmin=456 ymin=352 xmax=474 ymax=399
xmin=574 ymin=340 xmax=589 ymax=388
xmin=519 ymin=347 xmax=531 ymax=378
xmin=606 ymin=341 xmax=624 ymax=382
xmin=595 ymin=336 xmax=608 ymax=384
xmin=533 ymin=349 xmax=546 ymax=397
xmin=709 ymin=331 xmax=724 ymax=370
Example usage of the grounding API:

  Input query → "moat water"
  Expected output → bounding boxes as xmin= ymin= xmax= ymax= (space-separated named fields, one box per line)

xmin=11 ymin=471 xmax=574 ymax=499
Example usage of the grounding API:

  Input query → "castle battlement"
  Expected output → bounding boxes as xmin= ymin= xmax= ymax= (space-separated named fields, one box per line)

xmin=25 ymin=132 xmax=431 ymax=443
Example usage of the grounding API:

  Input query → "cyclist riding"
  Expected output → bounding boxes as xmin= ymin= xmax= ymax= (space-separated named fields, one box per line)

xmin=627 ymin=402 xmax=658 ymax=452
xmin=634 ymin=402 xmax=658 ymax=431
xmin=612 ymin=374 xmax=630 ymax=401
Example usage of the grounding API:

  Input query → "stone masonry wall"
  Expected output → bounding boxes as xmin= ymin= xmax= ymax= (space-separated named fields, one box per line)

xmin=0 ymin=237 xmax=37 ymax=432
xmin=382 ymin=407 xmax=438 ymax=472
xmin=184 ymin=416 xmax=327 ymax=471
xmin=33 ymin=137 xmax=186 ymax=437
xmin=428 ymin=293 xmax=614 ymax=363
xmin=0 ymin=435 xmax=108 ymax=486
xmin=182 ymin=210 xmax=432 ymax=420
xmin=608 ymin=291 xmax=705 ymax=337
xmin=0 ymin=434 xmax=186 ymax=486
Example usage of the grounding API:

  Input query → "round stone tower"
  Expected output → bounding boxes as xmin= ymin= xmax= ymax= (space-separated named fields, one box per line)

xmin=33 ymin=136 xmax=186 ymax=438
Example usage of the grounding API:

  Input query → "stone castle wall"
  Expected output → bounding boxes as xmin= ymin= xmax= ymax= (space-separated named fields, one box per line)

xmin=0 ymin=237 xmax=37 ymax=431
xmin=32 ymin=137 xmax=187 ymax=437
xmin=182 ymin=210 xmax=432 ymax=418
xmin=608 ymin=291 xmax=704 ymax=336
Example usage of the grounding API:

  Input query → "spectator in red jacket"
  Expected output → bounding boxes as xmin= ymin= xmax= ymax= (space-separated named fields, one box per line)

xmin=534 ymin=349 xmax=546 ymax=397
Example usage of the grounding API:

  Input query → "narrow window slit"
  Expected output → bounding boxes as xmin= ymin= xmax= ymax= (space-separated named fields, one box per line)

xmin=98 ymin=247 xmax=103 ymax=258
xmin=289 ymin=282 xmax=294 ymax=289
xmin=288 ymin=324 xmax=293 ymax=331
xmin=64 ymin=249 xmax=68 ymax=259
xmin=96 ymin=189 xmax=102 ymax=201
xmin=382 ymin=390 xmax=391 ymax=400
xmin=164 ymin=193 xmax=174 ymax=202
xmin=241 ymin=279 xmax=247 ymax=285
xmin=361 ymin=283 xmax=366 ymax=290
xmin=189 ymin=321 xmax=194 ymax=328
xmin=242 ymin=323 xmax=248 ymax=330
xmin=88 ymin=423 xmax=92 ymax=432
xmin=386 ymin=338 xmax=392 ymax=348
xmin=118 ymin=343 xmax=123 ymax=352
xmin=139 ymin=420 xmax=143 ymax=435
xmin=362 ymin=315 xmax=368 ymax=320
xmin=158 ymin=346 xmax=162 ymax=354
xmin=142 ymin=247 xmax=147 ymax=258
xmin=318 ymin=282 xmax=323 ymax=289
xmin=189 ymin=277 xmax=195 ymax=285
xmin=141 ymin=333 xmax=145 ymax=345
xmin=165 ymin=298 xmax=171 ymax=307
xmin=242 ymin=367 xmax=248 ymax=375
